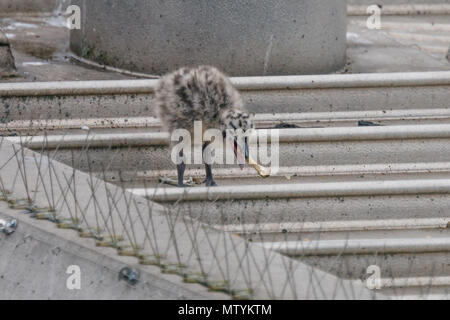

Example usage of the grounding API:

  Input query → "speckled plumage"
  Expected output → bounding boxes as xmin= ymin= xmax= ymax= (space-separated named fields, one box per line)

xmin=154 ymin=65 xmax=252 ymax=136
xmin=154 ymin=66 xmax=253 ymax=187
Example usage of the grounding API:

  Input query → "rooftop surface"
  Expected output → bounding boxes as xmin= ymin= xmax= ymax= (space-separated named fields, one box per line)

xmin=0 ymin=13 xmax=449 ymax=83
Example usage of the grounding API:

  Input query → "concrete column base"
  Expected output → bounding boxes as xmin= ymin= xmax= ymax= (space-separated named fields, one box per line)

xmin=70 ymin=0 xmax=347 ymax=76
xmin=0 ymin=31 xmax=17 ymax=78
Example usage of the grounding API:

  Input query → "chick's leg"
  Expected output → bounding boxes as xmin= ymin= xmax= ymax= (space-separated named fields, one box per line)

xmin=177 ymin=149 xmax=186 ymax=188
xmin=204 ymin=163 xmax=217 ymax=187
xmin=177 ymin=163 xmax=186 ymax=187
xmin=203 ymin=142 xmax=217 ymax=187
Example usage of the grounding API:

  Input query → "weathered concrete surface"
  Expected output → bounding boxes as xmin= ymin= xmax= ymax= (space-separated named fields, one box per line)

xmin=0 ymin=139 xmax=378 ymax=299
xmin=0 ymin=31 xmax=16 ymax=78
xmin=1 ymin=72 xmax=449 ymax=125
xmin=2 ymin=85 xmax=450 ymax=122
xmin=9 ymin=127 xmax=450 ymax=171
xmin=0 ymin=0 xmax=61 ymax=14
xmin=2 ymin=13 xmax=449 ymax=84
xmin=0 ymin=16 xmax=135 ymax=83
xmin=348 ymin=0 xmax=450 ymax=4
xmin=70 ymin=0 xmax=347 ymax=76
xmin=347 ymin=18 xmax=450 ymax=73
xmin=0 ymin=204 xmax=228 ymax=300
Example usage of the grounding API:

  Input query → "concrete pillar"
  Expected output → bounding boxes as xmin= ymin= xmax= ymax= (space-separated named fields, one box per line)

xmin=70 ymin=0 xmax=347 ymax=76
xmin=0 ymin=31 xmax=16 ymax=78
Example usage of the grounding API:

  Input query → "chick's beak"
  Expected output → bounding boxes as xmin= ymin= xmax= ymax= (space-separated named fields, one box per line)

xmin=229 ymin=134 xmax=271 ymax=178
xmin=231 ymin=136 xmax=248 ymax=170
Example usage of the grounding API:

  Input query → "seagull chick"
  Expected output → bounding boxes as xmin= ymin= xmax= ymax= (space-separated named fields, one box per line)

xmin=154 ymin=66 xmax=253 ymax=187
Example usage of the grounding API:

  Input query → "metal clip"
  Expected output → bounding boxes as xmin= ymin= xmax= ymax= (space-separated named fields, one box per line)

xmin=119 ymin=267 xmax=140 ymax=286
xmin=0 ymin=218 xmax=18 ymax=235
